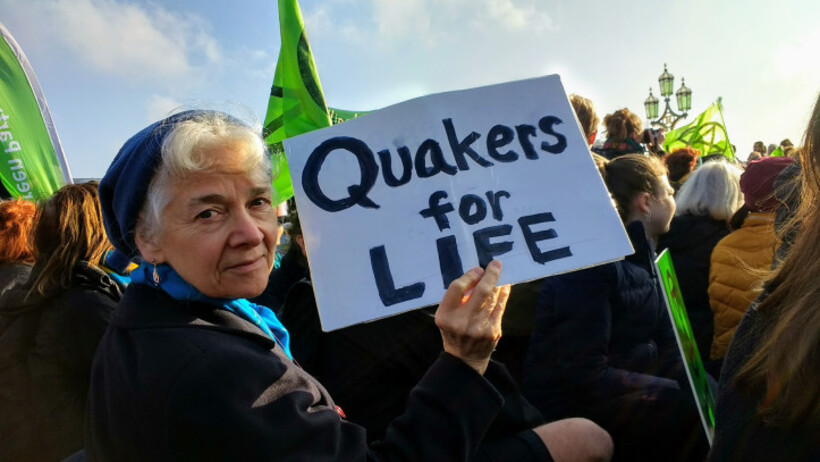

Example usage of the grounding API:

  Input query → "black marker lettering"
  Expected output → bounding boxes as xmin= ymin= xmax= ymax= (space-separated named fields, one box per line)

xmin=369 ymin=245 xmax=425 ymax=306
xmin=442 ymin=118 xmax=493 ymax=170
xmin=302 ymin=136 xmax=380 ymax=212
xmin=538 ymin=116 xmax=568 ymax=154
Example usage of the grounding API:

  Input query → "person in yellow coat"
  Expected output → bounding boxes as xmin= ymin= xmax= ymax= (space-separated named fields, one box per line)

xmin=708 ymin=156 xmax=794 ymax=367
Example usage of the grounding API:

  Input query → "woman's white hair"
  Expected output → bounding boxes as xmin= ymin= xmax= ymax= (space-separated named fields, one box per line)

xmin=675 ymin=160 xmax=743 ymax=221
xmin=136 ymin=111 xmax=272 ymax=242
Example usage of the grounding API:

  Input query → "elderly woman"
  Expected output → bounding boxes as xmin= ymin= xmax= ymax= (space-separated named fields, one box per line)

xmin=657 ymin=160 xmax=743 ymax=370
xmin=86 ymin=111 xmax=611 ymax=461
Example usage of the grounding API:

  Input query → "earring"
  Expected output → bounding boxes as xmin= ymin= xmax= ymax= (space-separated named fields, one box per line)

xmin=645 ymin=210 xmax=652 ymax=221
xmin=151 ymin=259 xmax=160 ymax=285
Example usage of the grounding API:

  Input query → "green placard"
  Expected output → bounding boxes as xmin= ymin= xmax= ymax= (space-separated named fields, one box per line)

xmin=0 ymin=22 xmax=71 ymax=201
xmin=655 ymin=248 xmax=715 ymax=444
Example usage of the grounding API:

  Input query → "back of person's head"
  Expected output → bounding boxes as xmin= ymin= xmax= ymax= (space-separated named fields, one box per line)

xmin=28 ymin=183 xmax=112 ymax=297
xmin=569 ymin=94 xmax=600 ymax=145
xmin=740 ymin=156 xmax=795 ymax=212
xmin=663 ymin=147 xmax=701 ymax=182
xmin=675 ymin=161 xmax=743 ymax=221
xmin=747 ymin=151 xmax=762 ymax=162
xmin=602 ymin=108 xmax=642 ymax=143
xmin=0 ymin=199 xmax=37 ymax=265
xmin=753 ymin=141 xmax=767 ymax=154
xmin=767 ymin=143 xmax=778 ymax=155
xmin=597 ymin=154 xmax=667 ymax=221
xmin=780 ymin=138 xmax=794 ymax=148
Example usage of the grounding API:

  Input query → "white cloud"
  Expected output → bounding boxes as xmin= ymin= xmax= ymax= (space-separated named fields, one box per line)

xmin=1 ymin=0 xmax=222 ymax=86
xmin=310 ymin=0 xmax=556 ymax=47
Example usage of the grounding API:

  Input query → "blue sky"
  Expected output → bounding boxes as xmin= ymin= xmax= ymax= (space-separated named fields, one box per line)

xmin=2 ymin=0 xmax=819 ymax=179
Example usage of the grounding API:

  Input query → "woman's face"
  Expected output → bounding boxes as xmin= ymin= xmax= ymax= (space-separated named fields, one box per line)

xmin=141 ymin=141 xmax=278 ymax=299
xmin=648 ymin=175 xmax=676 ymax=237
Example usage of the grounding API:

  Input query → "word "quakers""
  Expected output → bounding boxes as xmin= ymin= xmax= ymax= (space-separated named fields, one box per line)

xmin=301 ymin=115 xmax=568 ymax=212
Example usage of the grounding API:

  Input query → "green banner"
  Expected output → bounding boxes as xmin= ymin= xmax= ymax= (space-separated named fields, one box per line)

xmin=655 ymin=249 xmax=716 ymax=444
xmin=0 ymin=22 xmax=71 ymax=201
xmin=264 ymin=0 xmax=332 ymax=203
xmin=663 ymin=98 xmax=734 ymax=162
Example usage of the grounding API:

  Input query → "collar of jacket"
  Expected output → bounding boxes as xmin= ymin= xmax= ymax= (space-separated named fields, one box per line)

xmin=0 ymin=262 xmax=122 ymax=316
xmin=623 ymin=220 xmax=658 ymax=277
xmin=111 ymin=284 xmax=278 ymax=350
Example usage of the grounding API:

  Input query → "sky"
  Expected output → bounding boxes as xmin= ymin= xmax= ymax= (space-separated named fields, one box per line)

xmin=2 ymin=0 xmax=819 ymax=179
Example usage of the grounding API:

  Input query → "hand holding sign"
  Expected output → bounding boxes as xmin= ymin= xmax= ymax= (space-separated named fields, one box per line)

xmin=435 ymin=260 xmax=510 ymax=376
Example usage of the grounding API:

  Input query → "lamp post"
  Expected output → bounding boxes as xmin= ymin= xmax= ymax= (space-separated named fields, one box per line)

xmin=644 ymin=64 xmax=692 ymax=131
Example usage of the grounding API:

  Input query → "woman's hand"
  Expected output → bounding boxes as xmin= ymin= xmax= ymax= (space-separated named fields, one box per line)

xmin=435 ymin=260 xmax=511 ymax=375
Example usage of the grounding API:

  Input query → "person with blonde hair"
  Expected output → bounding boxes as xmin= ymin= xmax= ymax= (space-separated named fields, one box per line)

xmin=658 ymin=160 xmax=743 ymax=373
xmin=569 ymin=94 xmax=600 ymax=146
xmin=708 ymin=93 xmax=820 ymax=461
xmin=0 ymin=183 xmax=122 ymax=461
xmin=0 ymin=199 xmax=36 ymax=296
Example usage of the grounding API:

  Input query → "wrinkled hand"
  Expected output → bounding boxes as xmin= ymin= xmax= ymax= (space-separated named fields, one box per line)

xmin=435 ymin=260 xmax=511 ymax=376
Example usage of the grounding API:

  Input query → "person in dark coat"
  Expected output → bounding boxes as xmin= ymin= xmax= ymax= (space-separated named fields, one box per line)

xmin=591 ymin=108 xmax=646 ymax=159
xmin=707 ymin=91 xmax=820 ymax=462
xmin=249 ymin=210 xmax=309 ymax=314
xmin=658 ymin=160 xmax=743 ymax=371
xmin=86 ymin=110 xmax=613 ymax=462
xmin=523 ymin=154 xmax=708 ymax=462
xmin=0 ymin=184 xmax=122 ymax=462
xmin=0 ymin=199 xmax=36 ymax=296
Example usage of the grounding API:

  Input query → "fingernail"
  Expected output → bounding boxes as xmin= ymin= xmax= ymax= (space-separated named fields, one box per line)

xmin=489 ymin=260 xmax=502 ymax=271
xmin=469 ymin=267 xmax=484 ymax=277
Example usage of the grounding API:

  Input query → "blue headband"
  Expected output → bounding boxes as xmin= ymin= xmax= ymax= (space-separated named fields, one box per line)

xmin=99 ymin=110 xmax=226 ymax=259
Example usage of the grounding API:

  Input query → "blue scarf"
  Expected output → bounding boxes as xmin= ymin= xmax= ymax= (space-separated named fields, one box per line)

xmin=130 ymin=262 xmax=292 ymax=359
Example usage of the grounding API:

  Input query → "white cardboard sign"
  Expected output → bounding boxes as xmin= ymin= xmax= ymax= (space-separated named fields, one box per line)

xmin=284 ymin=75 xmax=632 ymax=331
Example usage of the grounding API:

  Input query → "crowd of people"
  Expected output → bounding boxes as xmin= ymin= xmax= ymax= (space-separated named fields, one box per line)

xmin=0 ymin=89 xmax=818 ymax=461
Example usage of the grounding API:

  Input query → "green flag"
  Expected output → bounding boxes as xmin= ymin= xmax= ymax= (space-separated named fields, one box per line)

xmin=663 ymin=98 xmax=735 ymax=162
xmin=770 ymin=146 xmax=785 ymax=157
xmin=264 ymin=0 xmax=332 ymax=203
xmin=0 ymin=22 xmax=71 ymax=201
xmin=655 ymin=249 xmax=716 ymax=444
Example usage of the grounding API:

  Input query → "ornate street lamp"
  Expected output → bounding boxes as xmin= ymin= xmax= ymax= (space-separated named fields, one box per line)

xmin=644 ymin=64 xmax=692 ymax=131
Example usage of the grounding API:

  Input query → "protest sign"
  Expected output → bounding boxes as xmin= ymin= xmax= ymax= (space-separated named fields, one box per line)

xmin=284 ymin=75 xmax=633 ymax=331
xmin=655 ymin=248 xmax=716 ymax=444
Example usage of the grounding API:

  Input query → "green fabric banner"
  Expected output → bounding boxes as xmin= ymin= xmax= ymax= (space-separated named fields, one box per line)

xmin=655 ymin=249 xmax=716 ymax=444
xmin=0 ymin=22 xmax=71 ymax=201
xmin=264 ymin=0 xmax=332 ymax=203
xmin=663 ymin=98 xmax=735 ymax=162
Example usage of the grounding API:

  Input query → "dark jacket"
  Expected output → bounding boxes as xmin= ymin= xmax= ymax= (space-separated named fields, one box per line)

xmin=709 ymin=307 xmax=820 ymax=461
xmin=86 ymin=283 xmax=507 ymax=462
xmin=522 ymin=221 xmax=707 ymax=461
xmin=523 ymin=220 xmax=680 ymax=418
xmin=0 ymin=263 xmax=121 ymax=462
xmin=0 ymin=262 xmax=31 ymax=297
xmin=658 ymin=214 xmax=730 ymax=357
xmin=280 ymin=280 xmax=548 ymax=460
xmin=250 ymin=245 xmax=309 ymax=315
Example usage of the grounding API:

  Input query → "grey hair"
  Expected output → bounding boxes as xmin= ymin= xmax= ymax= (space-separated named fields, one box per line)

xmin=136 ymin=111 xmax=272 ymax=243
xmin=675 ymin=161 xmax=743 ymax=221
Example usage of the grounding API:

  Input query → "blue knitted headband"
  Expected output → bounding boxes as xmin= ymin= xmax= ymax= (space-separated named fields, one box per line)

xmin=99 ymin=110 xmax=239 ymax=259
